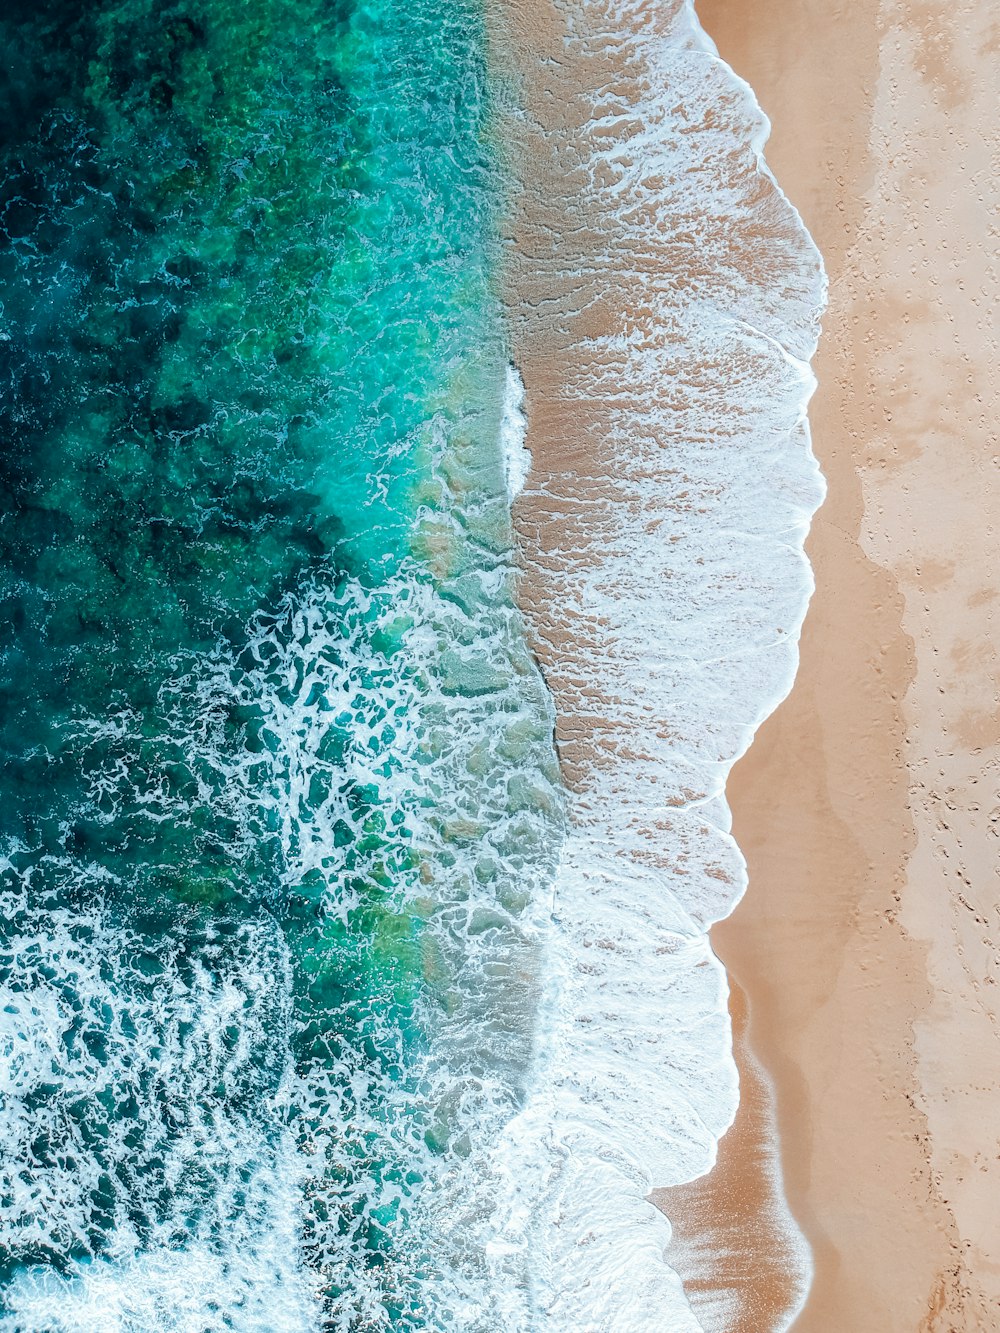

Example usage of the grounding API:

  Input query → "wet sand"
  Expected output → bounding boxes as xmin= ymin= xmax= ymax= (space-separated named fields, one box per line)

xmin=696 ymin=0 xmax=1000 ymax=1326
xmin=658 ymin=978 xmax=805 ymax=1331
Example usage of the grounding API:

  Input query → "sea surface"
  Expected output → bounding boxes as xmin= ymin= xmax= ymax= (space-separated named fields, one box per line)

xmin=0 ymin=2 xmax=563 ymax=1328
xmin=0 ymin=0 xmax=823 ymax=1330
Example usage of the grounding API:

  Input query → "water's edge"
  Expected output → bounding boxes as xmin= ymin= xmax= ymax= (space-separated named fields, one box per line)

xmin=494 ymin=0 xmax=828 ymax=1324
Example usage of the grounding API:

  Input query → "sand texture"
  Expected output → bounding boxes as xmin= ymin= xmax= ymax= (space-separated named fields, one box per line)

xmin=699 ymin=0 xmax=1000 ymax=1326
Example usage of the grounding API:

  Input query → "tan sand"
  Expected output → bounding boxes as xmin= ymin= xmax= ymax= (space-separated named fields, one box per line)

xmin=695 ymin=0 xmax=1000 ymax=1326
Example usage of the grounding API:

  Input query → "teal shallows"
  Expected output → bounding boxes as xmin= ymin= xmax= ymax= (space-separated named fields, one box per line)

xmin=0 ymin=0 xmax=563 ymax=1328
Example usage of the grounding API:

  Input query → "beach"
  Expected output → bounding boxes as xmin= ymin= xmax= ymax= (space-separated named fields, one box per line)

xmin=1 ymin=0 xmax=993 ymax=1326
xmin=698 ymin=0 xmax=1000 ymax=1326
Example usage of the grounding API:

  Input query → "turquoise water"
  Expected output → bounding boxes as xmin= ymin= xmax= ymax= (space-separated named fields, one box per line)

xmin=0 ymin=2 xmax=563 ymax=1328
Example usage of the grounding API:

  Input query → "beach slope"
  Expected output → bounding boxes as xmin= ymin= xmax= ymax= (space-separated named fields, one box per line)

xmin=700 ymin=0 xmax=1000 ymax=1326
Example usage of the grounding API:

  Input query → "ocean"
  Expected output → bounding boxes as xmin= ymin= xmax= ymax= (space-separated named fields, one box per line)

xmin=0 ymin=0 xmax=823 ymax=1329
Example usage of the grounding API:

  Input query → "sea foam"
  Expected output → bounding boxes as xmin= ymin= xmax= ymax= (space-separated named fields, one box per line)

xmin=492 ymin=0 xmax=827 ymax=1326
xmin=501 ymin=364 xmax=531 ymax=500
xmin=0 ymin=545 xmax=564 ymax=1331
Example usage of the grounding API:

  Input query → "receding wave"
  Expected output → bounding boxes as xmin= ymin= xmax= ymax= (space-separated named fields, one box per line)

xmin=494 ymin=0 xmax=826 ymax=1325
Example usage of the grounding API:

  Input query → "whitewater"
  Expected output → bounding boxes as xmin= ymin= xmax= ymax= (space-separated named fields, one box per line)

xmin=493 ymin=0 xmax=827 ymax=1326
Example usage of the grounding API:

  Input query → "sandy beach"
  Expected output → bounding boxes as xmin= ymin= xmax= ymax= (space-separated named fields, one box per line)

xmin=500 ymin=0 xmax=1000 ymax=1324
xmin=697 ymin=0 xmax=1000 ymax=1326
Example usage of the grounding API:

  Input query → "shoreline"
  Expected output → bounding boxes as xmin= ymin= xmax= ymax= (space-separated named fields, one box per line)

xmin=698 ymin=0 xmax=1000 ymax=1325
xmin=655 ymin=976 xmax=809 ymax=1331
xmin=494 ymin=0 xmax=824 ymax=1324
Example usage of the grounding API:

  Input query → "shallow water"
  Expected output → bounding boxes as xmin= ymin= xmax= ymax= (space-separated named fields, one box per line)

xmin=495 ymin=0 xmax=826 ymax=1326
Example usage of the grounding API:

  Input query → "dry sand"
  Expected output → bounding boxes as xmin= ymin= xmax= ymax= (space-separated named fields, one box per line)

xmin=694 ymin=0 xmax=1000 ymax=1326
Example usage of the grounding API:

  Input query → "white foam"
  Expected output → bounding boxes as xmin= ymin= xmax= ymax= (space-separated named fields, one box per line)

xmin=500 ymin=363 xmax=531 ymax=499
xmin=0 ymin=511 xmax=571 ymax=1329
xmin=1 ymin=1170 xmax=320 ymax=1333
xmin=487 ymin=0 xmax=827 ymax=1325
